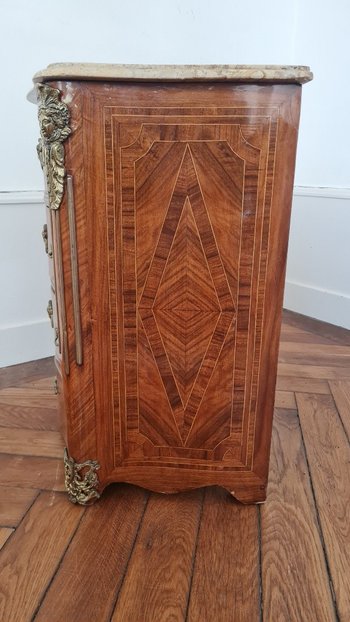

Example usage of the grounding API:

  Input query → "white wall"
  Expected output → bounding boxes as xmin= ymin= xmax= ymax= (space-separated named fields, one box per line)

xmin=0 ymin=0 xmax=349 ymax=366
xmin=293 ymin=0 xmax=350 ymax=187
xmin=285 ymin=189 xmax=350 ymax=328
xmin=0 ymin=192 xmax=52 ymax=366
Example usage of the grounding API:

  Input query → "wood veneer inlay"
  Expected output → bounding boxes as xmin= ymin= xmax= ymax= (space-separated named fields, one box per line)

xmin=30 ymin=74 xmax=311 ymax=504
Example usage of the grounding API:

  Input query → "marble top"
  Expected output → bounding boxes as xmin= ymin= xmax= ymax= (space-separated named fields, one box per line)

xmin=32 ymin=63 xmax=313 ymax=85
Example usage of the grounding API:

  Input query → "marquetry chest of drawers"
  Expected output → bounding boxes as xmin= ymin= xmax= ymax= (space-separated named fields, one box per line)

xmin=29 ymin=64 xmax=312 ymax=505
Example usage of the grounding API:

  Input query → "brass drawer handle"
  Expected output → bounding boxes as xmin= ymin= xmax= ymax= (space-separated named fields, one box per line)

xmin=47 ymin=299 xmax=54 ymax=327
xmin=54 ymin=328 xmax=59 ymax=347
xmin=41 ymin=224 xmax=53 ymax=257
xmin=53 ymin=378 xmax=58 ymax=394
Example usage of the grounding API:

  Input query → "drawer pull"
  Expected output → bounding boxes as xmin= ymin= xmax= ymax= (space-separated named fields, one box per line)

xmin=54 ymin=328 xmax=59 ymax=347
xmin=53 ymin=378 xmax=58 ymax=394
xmin=47 ymin=299 xmax=54 ymax=327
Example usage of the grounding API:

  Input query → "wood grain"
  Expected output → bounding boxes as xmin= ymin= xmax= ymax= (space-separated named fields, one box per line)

xmin=329 ymin=380 xmax=350 ymax=441
xmin=0 ymin=387 xmax=57 ymax=407
xmin=36 ymin=485 xmax=148 ymax=622
xmin=0 ymin=487 xmax=38 ymax=527
xmin=283 ymin=309 xmax=350 ymax=347
xmin=187 ymin=487 xmax=260 ymax=622
xmin=261 ymin=409 xmax=336 ymax=622
xmin=0 ymin=427 xmax=64 ymax=458
xmin=276 ymin=376 xmax=330 ymax=394
xmin=296 ymin=393 xmax=350 ymax=621
xmin=280 ymin=326 xmax=338 ymax=346
xmin=278 ymin=363 xmax=350 ymax=379
xmin=0 ymin=454 xmax=64 ymax=491
xmin=0 ymin=357 xmax=55 ymax=390
xmin=278 ymin=342 xmax=350 ymax=367
xmin=0 ymin=387 xmax=59 ymax=431
xmin=274 ymin=390 xmax=296 ymax=409
xmin=111 ymin=490 xmax=203 ymax=621
xmin=0 ymin=492 xmax=84 ymax=622
xmin=20 ymin=376 xmax=56 ymax=393
xmin=0 ymin=528 xmax=13 ymax=551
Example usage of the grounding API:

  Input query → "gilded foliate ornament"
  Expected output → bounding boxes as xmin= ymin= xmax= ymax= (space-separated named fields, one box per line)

xmin=64 ymin=448 xmax=100 ymax=505
xmin=36 ymin=83 xmax=71 ymax=210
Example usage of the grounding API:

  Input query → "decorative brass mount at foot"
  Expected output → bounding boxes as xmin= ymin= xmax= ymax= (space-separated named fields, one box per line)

xmin=63 ymin=448 xmax=101 ymax=505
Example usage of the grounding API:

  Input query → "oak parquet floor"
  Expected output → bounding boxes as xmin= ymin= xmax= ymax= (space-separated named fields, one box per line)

xmin=0 ymin=310 xmax=349 ymax=621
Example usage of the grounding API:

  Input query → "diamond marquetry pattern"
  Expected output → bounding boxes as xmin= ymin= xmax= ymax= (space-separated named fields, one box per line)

xmin=154 ymin=196 xmax=220 ymax=409
xmin=139 ymin=145 xmax=236 ymax=445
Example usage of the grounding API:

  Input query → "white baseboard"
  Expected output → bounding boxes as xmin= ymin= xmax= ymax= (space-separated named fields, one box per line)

xmin=284 ymin=281 xmax=350 ymax=330
xmin=293 ymin=186 xmax=350 ymax=199
xmin=0 ymin=319 xmax=54 ymax=368
xmin=0 ymin=190 xmax=44 ymax=205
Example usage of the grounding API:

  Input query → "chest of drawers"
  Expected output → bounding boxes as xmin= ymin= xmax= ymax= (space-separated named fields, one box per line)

xmin=29 ymin=64 xmax=312 ymax=505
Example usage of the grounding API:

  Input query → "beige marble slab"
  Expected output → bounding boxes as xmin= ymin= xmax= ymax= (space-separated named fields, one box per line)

xmin=32 ymin=63 xmax=313 ymax=85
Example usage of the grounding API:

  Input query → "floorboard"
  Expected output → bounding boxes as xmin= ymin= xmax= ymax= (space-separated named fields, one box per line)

xmin=0 ymin=487 xmax=38 ymax=527
xmin=0 ymin=528 xmax=14 ymax=551
xmin=274 ymin=390 xmax=296 ymax=409
xmin=278 ymin=362 xmax=350 ymax=379
xmin=261 ymin=409 xmax=336 ymax=622
xmin=296 ymin=393 xmax=350 ymax=621
xmin=0 ymin=454 xmax=64 ymax=491
xmin=0 ymin=388 xmax=58 ymax=431
xmin=0 ymin=492 xmax=84 ymax=622
xmin=187 ymin=487 xmax=260 ymax=622
xmin=329 ymin=380 xmax=350 ymax=442
xmin=276 ymin=376 xmax=330 ymax=394
xmin=35 ymin=485 xmax=148 ymax=622
xmin=283 ymin=309 xmax=350 ymax=346
xmin=278 ymin=342 xmax=350 ymax=367
xmin=0 ymin=427 xmax=64 ymax=458
xmin=0 ymin=358 xmax=55 ymax=391
xmin=111 ymin=491 xmax=203 ymax=622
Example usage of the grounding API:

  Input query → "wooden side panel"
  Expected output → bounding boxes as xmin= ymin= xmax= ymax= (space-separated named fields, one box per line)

xmin=56 ymin=82 xmax=301 ymax=500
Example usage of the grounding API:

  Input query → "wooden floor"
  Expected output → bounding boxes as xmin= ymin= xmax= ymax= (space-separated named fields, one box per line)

xmin=0 ymin=310 xmax=349 ymax=622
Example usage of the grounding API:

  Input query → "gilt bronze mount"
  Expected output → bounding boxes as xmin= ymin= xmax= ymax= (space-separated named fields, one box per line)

xmin=64 ymin=448 xmax=100 ymax=505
